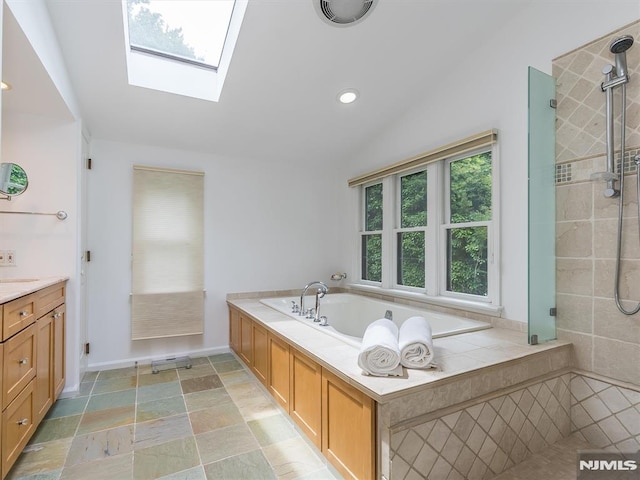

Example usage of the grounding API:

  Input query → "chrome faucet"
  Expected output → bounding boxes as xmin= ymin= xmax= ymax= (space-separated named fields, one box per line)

xmin=300 ymin=281 xmax=328 ymax=322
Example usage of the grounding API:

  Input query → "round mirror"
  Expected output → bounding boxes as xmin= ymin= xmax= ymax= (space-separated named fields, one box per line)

xmin=0 ymin=163 xmax=28 ymax=197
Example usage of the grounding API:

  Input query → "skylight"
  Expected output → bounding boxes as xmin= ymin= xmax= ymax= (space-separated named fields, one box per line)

xmin=122 ymin=0 xmax=247 ymax=102
xmin=126 ymin=0 xmax=235 ymax=70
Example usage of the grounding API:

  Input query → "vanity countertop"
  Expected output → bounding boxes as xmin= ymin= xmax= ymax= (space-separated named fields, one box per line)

xmin=228 ymin=297 xmax=572 ymax=404
xmin=0 ymin=276 xmax=69 ymax=304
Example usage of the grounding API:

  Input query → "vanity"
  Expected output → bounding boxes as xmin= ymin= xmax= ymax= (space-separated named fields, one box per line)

xmin=0 ymin=278 xmax=66 ymax=479
xmin=228 ymin=293 xmax=573 ymax=480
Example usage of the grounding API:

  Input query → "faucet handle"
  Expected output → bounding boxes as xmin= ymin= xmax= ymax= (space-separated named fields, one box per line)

xmin=305 ymin=308 xmax=315 ymax=319
xmin=291 ymin=301 xmax=300 ymax=313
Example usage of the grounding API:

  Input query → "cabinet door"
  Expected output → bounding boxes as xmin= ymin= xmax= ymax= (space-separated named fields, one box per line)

xmin=290 ymin=348 xmax=322 ymax=448
xmin=239 ymin=314 xmax=253 ymax=365
xmin=268 ymin=333 xmax=290 ymax=411
xmin=3 ymin=323 xmax=36 ymax=409
xmin=252 ymin=322 xmax=268 ymax=386
xmin=34 ymin=314 xmax=53 ymax=424
xmin=229 ymin=307 xmax=240 ymax=354
xmin=2 ymin=379 xmax=35 ymax=479
xmin=52 ymin=304 xmax=66 ymax=400
xmin=322 ymin=369 xmax=376 ymax=480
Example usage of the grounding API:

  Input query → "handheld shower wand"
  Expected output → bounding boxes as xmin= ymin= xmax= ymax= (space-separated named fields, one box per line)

xmin=599 ymin=34 xmax=640 ymax=316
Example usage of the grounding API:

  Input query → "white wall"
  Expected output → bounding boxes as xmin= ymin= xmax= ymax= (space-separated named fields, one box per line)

xmin=0 ymin=112 xmax=81 ymax=390
xmin=339 ymin=2 xmax=640 ymax=323
xmin=1 ymin=0 xmax=84 ymax=393
xmin=86 ymin=139 xmax=347 ymax=369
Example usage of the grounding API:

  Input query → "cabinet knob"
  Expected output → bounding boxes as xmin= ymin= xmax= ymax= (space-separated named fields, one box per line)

xmin=52 ymin=312 xmax=62 ymax=319
xmin=17 ymin=418 xmax=28 ymax=426
xmin=19 ymin=311 xmax=29 ymax=317
xmin=18 ymin=357 xmax=29 ymax=365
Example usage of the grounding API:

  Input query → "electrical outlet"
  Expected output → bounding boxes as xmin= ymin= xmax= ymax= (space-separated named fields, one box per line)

xmin=6 ymin=250 xmax=16 ymax=266
xmin=0 ymin=251 xmax=5 ymax=265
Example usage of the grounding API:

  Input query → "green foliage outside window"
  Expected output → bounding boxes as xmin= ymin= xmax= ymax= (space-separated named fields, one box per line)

xmin=447 ymin=153 xmax=492 ymax=296
xmin=360 ymin=151 xmax=491 ymax=296
xmin=362 ymin=184 xmax=383 ymax=282
xmin=398 ymin=171 xmax=427 ymax=287
xmin=127 ymin=0 xmax=202 ymax=62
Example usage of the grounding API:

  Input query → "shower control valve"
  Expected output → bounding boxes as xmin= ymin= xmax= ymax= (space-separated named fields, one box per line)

xmin=635 ymin=155 xmax=640 ymax=165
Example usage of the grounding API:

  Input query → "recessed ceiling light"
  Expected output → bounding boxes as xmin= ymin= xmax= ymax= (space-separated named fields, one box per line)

xmin=338 ymin=89 xmax=358 ymax=104
xmin=1 ymin=81 xmax=12 ymax=91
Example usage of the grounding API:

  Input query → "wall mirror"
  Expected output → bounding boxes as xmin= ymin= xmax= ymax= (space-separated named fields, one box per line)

xmin=0 ymin=163 xmax=29 ymax=198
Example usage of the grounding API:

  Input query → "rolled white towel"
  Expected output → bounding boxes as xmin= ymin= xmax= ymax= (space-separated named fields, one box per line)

xmin=399 ymin=316 xmax=434 ymax=368
xmin=358 ymin=318 xmax=403 ymax=376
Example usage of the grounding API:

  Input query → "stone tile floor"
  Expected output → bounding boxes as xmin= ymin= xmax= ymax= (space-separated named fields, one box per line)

xmin=6 ymin=354 xmax=342 ymax=480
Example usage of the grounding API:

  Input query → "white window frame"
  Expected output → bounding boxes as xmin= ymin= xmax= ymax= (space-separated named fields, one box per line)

xmin=392 ymin=167 xmax=428 ymax=292
xmin=359 ymin=181 xmax=384 ymax=287
xmin=356 ymin=144 xmax=501 ymax=314
xmin=439 ymin=148 xmax=499 ymax=305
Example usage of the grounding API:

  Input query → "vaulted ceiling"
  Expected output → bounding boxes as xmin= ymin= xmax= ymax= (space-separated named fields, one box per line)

xmin=12 ymin=0 xmax=532 ymax=164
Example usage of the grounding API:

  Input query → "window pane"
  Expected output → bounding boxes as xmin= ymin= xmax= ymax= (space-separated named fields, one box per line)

xmin=365 ymin=183 xmax=383 ymax=231
xmin=400 ymin=171 xmax=427 ymax=228
xmin=397 ymin=231 xmax=425 ymax=287
xmin=362 ymin=234 xmax=382 ymax=282
xmin=450 ymin=152 xmax=492 ymax=223
xmin=446 ymin=227 xmax=488 ymax=296
xmin=127 ymin=0 xmax=235 ymax=68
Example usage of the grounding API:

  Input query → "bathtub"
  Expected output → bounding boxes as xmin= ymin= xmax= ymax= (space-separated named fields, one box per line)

xmin=260 ymin=293 xmax=491 ymax=347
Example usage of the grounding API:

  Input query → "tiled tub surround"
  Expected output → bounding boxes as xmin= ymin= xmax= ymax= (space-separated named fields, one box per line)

xmin=228 ymin=297 xmax=572 ymax=479
xmin=554 ymin=20 xmax=640 ymax=385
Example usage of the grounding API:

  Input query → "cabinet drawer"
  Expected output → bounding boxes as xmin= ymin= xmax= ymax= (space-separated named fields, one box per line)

xmin=2 ymin=294 xmax=36 ymax=341
xmin=36 ymin=282 xmax=66 ymax=319
xmin=2 ymin=379 xmax=35 ymax=479
xmin=3 ymin=323 xmax=36 ymax=409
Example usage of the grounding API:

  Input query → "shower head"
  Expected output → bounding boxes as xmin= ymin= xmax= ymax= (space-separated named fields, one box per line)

xmin=610 ymin=35 xmax=634 ymax=54
xmin=610 ymin=35 xmax=634 ymax=79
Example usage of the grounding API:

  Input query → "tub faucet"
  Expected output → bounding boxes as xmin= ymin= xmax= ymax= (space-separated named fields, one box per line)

xmin=300 ymin=281 xmax=328 ymax=321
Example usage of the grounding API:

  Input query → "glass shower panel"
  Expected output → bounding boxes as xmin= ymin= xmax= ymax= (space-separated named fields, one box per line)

xmin=528 ymin=67 xmax=557 ymax=344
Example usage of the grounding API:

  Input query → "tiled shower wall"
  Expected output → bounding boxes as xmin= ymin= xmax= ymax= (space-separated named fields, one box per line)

xmin=570 ymin=373 xmax=640 ymax=452
xmin=554 ymin=20 xmax=640 ymax=386
xmin=390 ymin=373 xmax=572 ymax=479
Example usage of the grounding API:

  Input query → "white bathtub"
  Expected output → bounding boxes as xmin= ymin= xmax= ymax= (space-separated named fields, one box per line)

xmin=260 ymin=293 xmax=491 ymax=347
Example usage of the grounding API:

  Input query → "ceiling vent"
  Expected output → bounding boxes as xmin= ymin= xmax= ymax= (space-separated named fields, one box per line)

xmin=315 ymin=0 xmax=377 ymax=27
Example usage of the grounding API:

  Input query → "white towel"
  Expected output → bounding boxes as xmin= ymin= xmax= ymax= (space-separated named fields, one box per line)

xmin=399 ymin=316 xmax=434 ymax=368
xmin=358 ymin=318 xmax=403 ymax=376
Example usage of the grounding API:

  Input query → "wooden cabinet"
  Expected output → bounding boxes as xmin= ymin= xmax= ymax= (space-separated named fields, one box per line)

xmin=228 ymin=305 xmax=376 ymax=479
xmin=252 ymin=322 xmax=268 ymax=386
xmin=229 ymin=307 xmax=240 ymax=354
xmin=239 ymin=313 xmax=253 ymax=365
xmin=52 ymin=304 xmax=65 ymax=401
xmin=0 ymin=280 xmax=66 ymax=479
xmin=290 ymin=348 xmax=322 ymax=448
xmin=2 ymin=325 xmax=36 ymax=409
xmin=322 ymin=369 xmax=375 ymax=480
xmin=2 ymin=294 xmax=36 ymax=341
xmin=34 ymin=314 xmax=53 ymax=424
xmin=1 ymin=380 xmax=34 ymax=479
xmin=267 ymin=333 xmax=290 ymax=411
